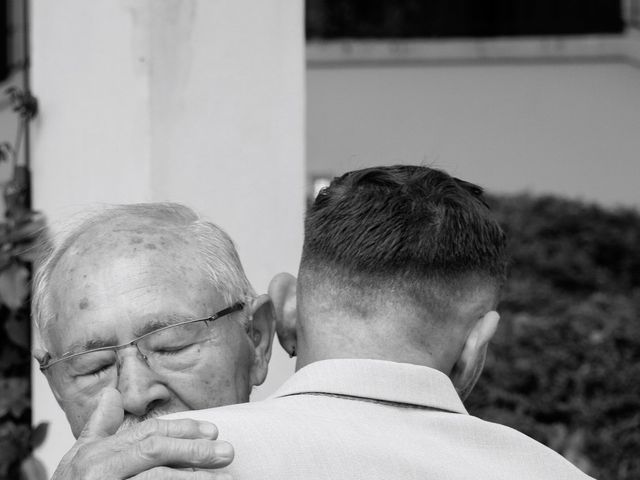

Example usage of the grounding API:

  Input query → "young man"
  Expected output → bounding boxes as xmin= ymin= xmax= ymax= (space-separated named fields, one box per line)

xmin=167 ymin=165 xmax=593 ymax=479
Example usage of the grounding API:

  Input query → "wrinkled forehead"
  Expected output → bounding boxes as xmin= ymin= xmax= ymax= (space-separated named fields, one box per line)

xmin=51 ymin=217 xmax=201 ymax=285
xmin=44 ymin=222 xmax=218 ymax=346
xmin=56 ymin=216 xmax=193 ymax=264
xmin=60 ymin=218 xmax=191 ymax=258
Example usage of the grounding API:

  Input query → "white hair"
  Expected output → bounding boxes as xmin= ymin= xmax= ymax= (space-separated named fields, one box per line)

xmin=32 ymin=203 xmax=255 ymax=350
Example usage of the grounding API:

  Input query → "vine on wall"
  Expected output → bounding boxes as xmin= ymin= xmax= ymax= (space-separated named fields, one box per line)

xmin=0 ymin=164 xmax=46 ymax=479
xmin=0 ymin=82 xmax=46 ymax=479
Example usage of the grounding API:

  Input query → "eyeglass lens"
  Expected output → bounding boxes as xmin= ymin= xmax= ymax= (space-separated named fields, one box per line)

xmin=47 ymin=319 xmax=215 ymax=397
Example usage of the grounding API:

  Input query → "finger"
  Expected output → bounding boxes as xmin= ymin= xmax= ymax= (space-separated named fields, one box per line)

xmin=80 ymin=387 xmax=124 ymax=440
xmin=131 ymin=467 xmax=233 ymax=480
xmin=117 ymin=438 xmax=234 ymax=476
xmin=123 ymin=418 xmax=219 ymax=442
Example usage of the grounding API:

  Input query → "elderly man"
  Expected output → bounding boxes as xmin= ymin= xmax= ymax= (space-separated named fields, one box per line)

xmin=33 ymin=203 xmax=275 ymax=479
xmin=166 ymin=165 xmax=594 ymax=479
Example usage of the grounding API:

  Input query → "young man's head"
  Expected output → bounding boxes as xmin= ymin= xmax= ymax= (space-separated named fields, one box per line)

xmin=271 ymin=165 xmax=507 ymax=399
xmin=33 ymin=203 xmax=275 ymax=437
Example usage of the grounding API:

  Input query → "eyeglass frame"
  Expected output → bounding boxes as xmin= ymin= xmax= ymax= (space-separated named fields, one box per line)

xmin=38 ymin=302 xmax=246 ymax=372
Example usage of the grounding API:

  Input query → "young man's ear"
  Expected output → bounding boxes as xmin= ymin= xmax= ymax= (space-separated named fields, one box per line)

xmin=247 ymin=294 xmax=276 ymax=387
xmin=450 ymin=311 xmax=500 ymax=401
xmin=268 ymin=272 xmax=298 ymax=358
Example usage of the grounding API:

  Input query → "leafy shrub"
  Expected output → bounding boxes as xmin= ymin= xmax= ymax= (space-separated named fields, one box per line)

xmin=466 ymin=194 xmax=640 ymax=480
xmin=0 ymin=165 xmax=47 ymax=480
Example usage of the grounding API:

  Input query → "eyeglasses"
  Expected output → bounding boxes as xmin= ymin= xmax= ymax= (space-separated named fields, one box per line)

xmin=39 ymin=302 xmax=245 ymax=396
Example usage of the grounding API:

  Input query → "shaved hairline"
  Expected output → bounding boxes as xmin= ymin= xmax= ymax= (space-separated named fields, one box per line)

xmin=297 ymin=263 xmax=500 ymax=326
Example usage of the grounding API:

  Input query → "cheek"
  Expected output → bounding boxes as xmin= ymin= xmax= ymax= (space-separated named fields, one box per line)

xmin=170 ymin=343 xmax=253 ymax=409
xmin=60 ymin=397 xmax=95 ymax=438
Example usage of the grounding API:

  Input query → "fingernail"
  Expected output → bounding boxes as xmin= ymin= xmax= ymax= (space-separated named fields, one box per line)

xmin=215 ymin=442 xmax=234 ymax=459
xmin=199 ymin=422 xmax=217 ymax=438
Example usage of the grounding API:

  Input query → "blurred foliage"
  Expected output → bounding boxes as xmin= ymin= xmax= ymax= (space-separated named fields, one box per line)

xmin=466 ymin=194 xmax=640 ymax=480
xmin=0 ymin=165 xmax=47 ymax=480
xmin=306 ymin=0 xmax=624 ymax=39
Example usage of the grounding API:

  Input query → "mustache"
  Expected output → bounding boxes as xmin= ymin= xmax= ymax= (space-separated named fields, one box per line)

xmin=117 ymin=407 xmax=175 ymax=433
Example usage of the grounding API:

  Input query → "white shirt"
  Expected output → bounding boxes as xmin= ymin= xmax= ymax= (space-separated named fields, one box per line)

xmin=165 ymin=359 xmax=595 ymax=479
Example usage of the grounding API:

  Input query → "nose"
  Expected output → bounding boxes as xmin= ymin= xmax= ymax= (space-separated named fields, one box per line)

xmin=115 ymin=347 xmax=172 ymax=417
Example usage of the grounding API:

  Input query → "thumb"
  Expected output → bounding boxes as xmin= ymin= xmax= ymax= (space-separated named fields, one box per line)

xmin=80 ymin=387 xmax=124 ymax=440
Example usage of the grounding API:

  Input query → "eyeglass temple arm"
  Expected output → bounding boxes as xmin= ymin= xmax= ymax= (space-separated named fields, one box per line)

xmin=214 ymin=302 xmax=245 ymax=319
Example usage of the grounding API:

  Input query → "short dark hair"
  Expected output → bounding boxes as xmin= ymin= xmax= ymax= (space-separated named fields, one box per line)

xmin=300 ymin=166 xmax=507 ymax=306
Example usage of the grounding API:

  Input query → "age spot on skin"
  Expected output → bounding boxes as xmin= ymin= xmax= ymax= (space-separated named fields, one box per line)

xmin=145 ymin=243 xmax=157 ymax=250
xmin=78 ymin=298 xmax=90 ymax=310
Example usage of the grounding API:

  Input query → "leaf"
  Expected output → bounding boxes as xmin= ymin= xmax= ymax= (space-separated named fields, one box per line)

xmin=0 ymin=262 xmax=30 ymax=309
xmin=0 ymin=142 xmax=12 ymax=163
xmin=0 ymin=436 xmax=20 ymax=475
xmin=5 ymin=314 xmax=30 ymax=349
xmin=0 ymin=378 xmax=30 ymax=417
xmin=0 ymin=421 xmax=31 ymax=475
xmin=1 ymin=213 xmax=46 ymax=246
xmin=0 ymin=343 xmax=23 ymax=372
xmin=20 ymin=454 xmax=49 ymax=480
xmin=29 ymin=423 xmax=48 ymax=449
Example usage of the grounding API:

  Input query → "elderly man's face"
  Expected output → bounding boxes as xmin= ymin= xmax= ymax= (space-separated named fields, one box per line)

xmin=43 ymin=228 xmax=259 ymax=438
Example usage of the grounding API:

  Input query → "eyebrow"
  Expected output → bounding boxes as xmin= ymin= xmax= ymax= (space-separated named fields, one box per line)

xmin=63 ymin=337 xmax=118 ymax=356
xmin=132 ymin=314 xmax=206 ymax=338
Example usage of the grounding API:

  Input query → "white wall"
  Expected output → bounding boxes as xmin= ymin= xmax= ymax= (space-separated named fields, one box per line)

xmin=31 ymin=0 xmax=303 ymax=474
xmin=308 ymin=57 xmax=640 ymax=209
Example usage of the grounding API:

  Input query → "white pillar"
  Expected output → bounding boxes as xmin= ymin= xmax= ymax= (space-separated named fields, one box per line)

xmin=31 ymin=0 xmax=304 ymax=473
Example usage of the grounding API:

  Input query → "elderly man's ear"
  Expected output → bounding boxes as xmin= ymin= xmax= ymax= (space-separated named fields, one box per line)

xmin=247 ymin=294 xmax=276 ymax=387
xmin=268 ymin=272 xmax=298 ymax=358
xmin=33 ymin=348 xmax=63 ymax=405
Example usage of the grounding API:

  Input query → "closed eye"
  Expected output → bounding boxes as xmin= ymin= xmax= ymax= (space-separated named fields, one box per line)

xmin=153 ymin=343 xmax=196 ymax=355
xmin=85 ymin=363 xmax=115 ymax=377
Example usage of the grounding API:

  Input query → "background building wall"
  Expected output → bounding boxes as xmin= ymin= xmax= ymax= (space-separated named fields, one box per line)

xmin=307 ymin=44 xmax=640 ymax=209
xmin=31 ymin=1 xmax=303 ymax=474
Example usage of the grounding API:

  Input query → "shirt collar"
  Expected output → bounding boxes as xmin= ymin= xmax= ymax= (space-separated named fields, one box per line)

xmin=271 ymin=358 xmax=468 ymax=414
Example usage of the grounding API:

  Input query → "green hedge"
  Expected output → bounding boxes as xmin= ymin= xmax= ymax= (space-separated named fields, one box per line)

xmin=466 ymin=194 xmax=640 ymax=480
